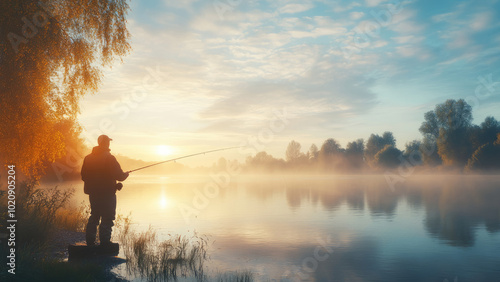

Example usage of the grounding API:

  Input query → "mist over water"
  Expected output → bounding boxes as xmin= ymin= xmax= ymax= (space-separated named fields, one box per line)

xmin=66 ymin=174 xmax=500 ymax=281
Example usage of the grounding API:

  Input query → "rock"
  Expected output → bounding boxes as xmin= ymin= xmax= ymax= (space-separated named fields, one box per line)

xmin=68 ymin=242 xmax=119 ymax=259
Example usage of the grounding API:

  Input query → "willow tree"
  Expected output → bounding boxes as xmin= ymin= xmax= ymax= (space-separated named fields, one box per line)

xmin=0 ymin=0 xmax=131 ymax=179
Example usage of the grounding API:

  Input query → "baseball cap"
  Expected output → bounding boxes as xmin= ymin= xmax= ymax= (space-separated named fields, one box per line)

xmin=97 ymin=134 xmax=113 ymax=145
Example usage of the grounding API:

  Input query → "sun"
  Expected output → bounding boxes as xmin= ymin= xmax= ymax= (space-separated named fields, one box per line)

xmin=156 ymin=145 xmax=175 ymax=157
xmin=159 ymin=195 xmax=170 ymax=209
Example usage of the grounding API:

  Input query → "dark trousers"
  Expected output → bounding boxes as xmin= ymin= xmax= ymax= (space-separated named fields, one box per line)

xmin=86 ymin=193 xmax=116 ymax=245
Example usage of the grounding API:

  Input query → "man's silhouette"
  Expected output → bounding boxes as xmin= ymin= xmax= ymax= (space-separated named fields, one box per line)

xmin=81 ymin=135 xmax=129 ymax=246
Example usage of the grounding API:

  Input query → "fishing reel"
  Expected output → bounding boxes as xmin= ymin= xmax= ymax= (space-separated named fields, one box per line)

xmin=116 ymin=182 xmax=123 ymax=191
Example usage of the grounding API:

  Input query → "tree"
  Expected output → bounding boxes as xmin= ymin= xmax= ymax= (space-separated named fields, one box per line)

xmin=403 ymin=140 xmax=422 ymax=165
xmin=419 ymin=111 xmax=440 ymax=141
xmin=308 ymin=144 xmax=319 ymax=161
xmin=346 ymin=139 xmax=364 ymax=155
xmin=419 ymin=99 xmax=473 ymax=167
xmin=345 ymin=139 xmax=364 ymax=169
xmin=286 ymin=140 xmax=302 ymax=162
xmin=437 ymin=127 xmax=472 ymax=166
xmin=217 ymin=157 xmax=227 ymax=170
xmin=420 ymin=137 xmax=441 ymax=166
xmin=319 ymin=138 xmax=342 ymax=171
xmin=365 ymin=132 xmax=396 ymax=166
xmin=466 ymin=134 xmax=500 ymax=171
xmin=419 ymin=111 xmax=442 ymax=166
xmin=43 ymin=119 xmax=88 ymax=181
xmin=476 ymin=116 xmax=500 ymax=147
xmin=0 ymin=0 xmax=131 ymax=179
xmin=374 ymin=145 xmax=402 ymax=168
xmin=466 ymin=117 xmax=500 ymax=159
xmin=468 ymin=124 xmax=483 ymax=152
xmin=245 ymin=151 xmax=285 ymax=172
xmin=320 ymin=138 xmax=342 ymax=155
xmin=419 ymin=99 xmax=472 ymax=134
xmin=382 ymin=132 xmax=396 ymax=146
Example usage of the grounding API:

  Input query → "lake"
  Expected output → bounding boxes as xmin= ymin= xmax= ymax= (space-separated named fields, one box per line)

xmin=70 ymin=174 xmax=500 ymax=281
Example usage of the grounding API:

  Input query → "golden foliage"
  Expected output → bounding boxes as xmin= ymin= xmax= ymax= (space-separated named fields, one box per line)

xmin=0 ymin=0 xmax=131 ymax=179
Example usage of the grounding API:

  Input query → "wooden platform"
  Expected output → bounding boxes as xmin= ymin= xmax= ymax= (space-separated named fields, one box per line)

xmin=68 ymin=243 xmax=120 ymax=259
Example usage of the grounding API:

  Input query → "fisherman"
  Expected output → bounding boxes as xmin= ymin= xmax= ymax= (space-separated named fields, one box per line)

xmin=81 ymin=134 xmax=129 ymax=246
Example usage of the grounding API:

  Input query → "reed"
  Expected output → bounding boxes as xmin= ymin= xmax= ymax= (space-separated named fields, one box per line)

xmin=54 ymin=201 xmax=89 ymax=232
xmin=114 ymin=217 xmax=209 ymax=281
xmin=113 ymin=217 xmax=254 ymax=281
xmin=0 ymin=182 xmax=104 ymax=281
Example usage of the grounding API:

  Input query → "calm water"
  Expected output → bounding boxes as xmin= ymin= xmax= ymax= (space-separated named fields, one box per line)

xmin=70 ymin=174 xmax=500 ymax=281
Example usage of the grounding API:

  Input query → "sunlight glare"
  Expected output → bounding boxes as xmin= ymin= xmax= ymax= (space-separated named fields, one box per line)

xmin=156 ymin=145 xmax=174 ymax=157
xmin=159 ymin=195 xmax=170 ymax=209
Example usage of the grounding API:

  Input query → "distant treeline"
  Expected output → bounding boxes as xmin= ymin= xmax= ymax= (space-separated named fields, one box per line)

xmin=239 ymin=99 xmax=500 ymax=173
xmin=42 ymin=99 xmax=500 ymax=182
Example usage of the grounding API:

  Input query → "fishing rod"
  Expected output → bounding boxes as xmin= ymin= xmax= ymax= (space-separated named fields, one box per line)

xmin=125 ymin=146 xmax=241 ymax=173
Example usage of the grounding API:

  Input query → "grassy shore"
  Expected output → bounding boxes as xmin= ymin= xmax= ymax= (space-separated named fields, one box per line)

xmin=0 ymin=181 xmax=108 ymax=281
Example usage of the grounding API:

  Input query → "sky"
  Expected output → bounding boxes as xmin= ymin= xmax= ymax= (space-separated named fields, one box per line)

xmin=78 ymin=0 xmax=500 ymax=165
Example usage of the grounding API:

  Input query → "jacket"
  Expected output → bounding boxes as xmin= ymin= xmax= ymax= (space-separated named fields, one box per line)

xmin=81 ymin=146 xmax=128 ymax=195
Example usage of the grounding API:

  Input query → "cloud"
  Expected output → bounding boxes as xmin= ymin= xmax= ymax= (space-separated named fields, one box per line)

xmin=392 ymin=35 xmax=424 ymax=44
xmin=388 ymin=9 xmax=424 ymax=34
xmin=432 ymin=12 xmax=455 ymax=23
xmin=446 ymin=31 xmax=470 ymax=49
xmin=333 ymin=2 xmax=362 ymax=13
xmin=197 ymin=64 xmax=379 ymax=135
xmin=395 ymin=45 xmax=419 ymax=57
xmin=470 ymin=11 xmax=493 ymax=31
xmin=365 ymin=0 xmax=386 ymax=7
xmin=372 ymin=40 xmax=388 ymax=48
xmin=279 ymin=3 xmax=314 ymax=14
xmin=350 ymin=11 xmax=365 ymax=20
xmin=80 ymin=0 xmax=500 ymax=159
xmin=162 ymin=0 xmax=200 ymax=9
xmin=435 ymin=9 xmax=497 ymax=53
xmin=288 ymin=27 xmax=347 ymax=38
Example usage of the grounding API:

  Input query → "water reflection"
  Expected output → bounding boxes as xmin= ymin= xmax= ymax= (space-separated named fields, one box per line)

xmin=277 ymin=175 xmax=500 ymax=247
xmin=232 ymin=175 xmax=500 ymax=281
xmin=68 ymin=175 xmax=500 ymax=281
xmin=419 ymin=176 xmax=500 ymax=246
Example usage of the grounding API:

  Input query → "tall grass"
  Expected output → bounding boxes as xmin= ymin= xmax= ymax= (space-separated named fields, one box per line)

xmin=0 ymin=181 xmax=94 ymax=281
xmin=16 ymin=182 xmax=74 ymax=244
xmin=113 ymin=216 xmax=254 ymax=281
xmin=54 ymin=201 xmax=89 ymax=232
xmin=115 ymin=216 xmax=209 ymax=281
xmin=215 ymin=271 xmax=254 ymax=282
